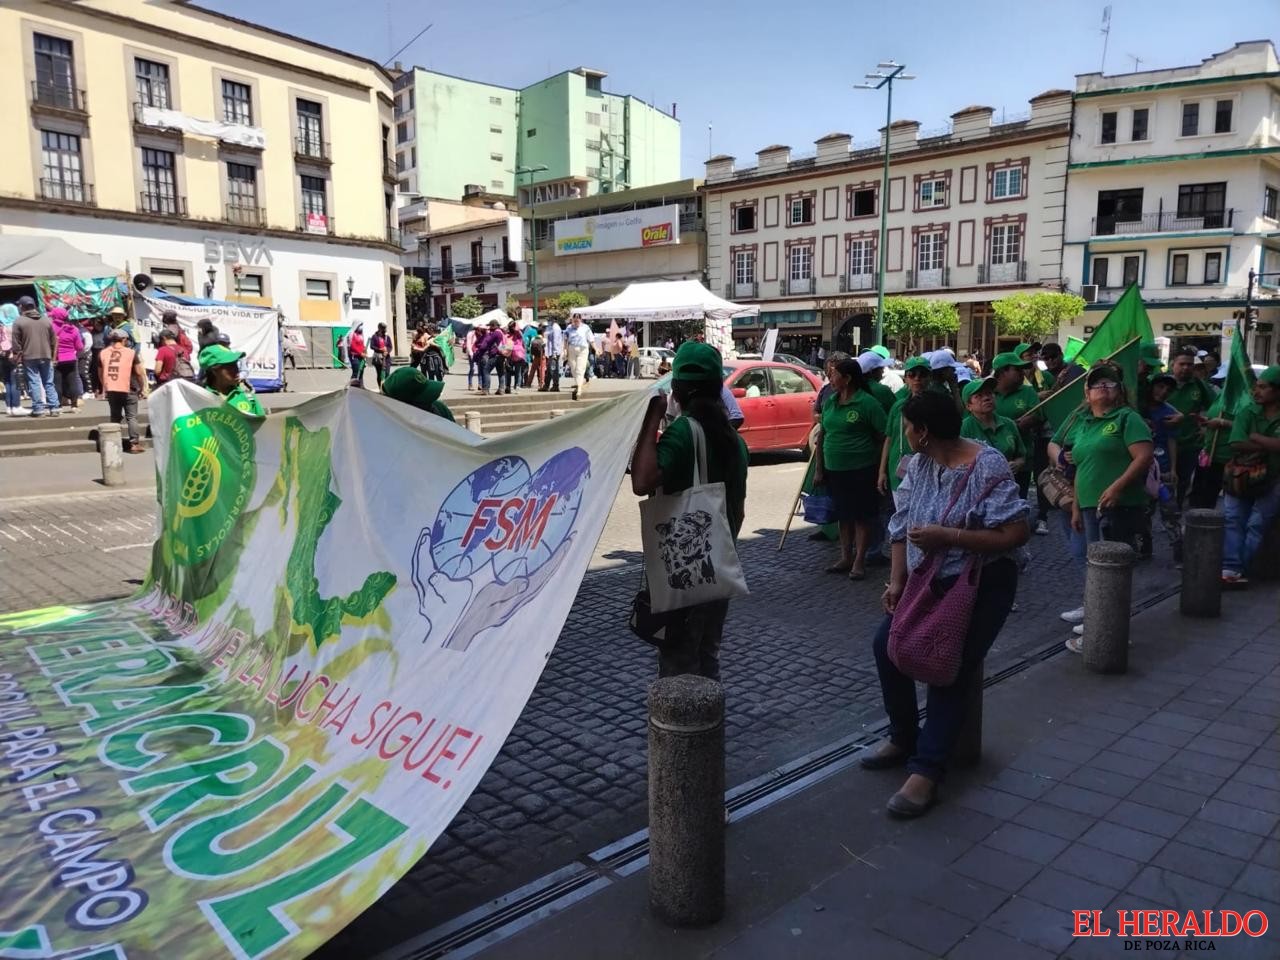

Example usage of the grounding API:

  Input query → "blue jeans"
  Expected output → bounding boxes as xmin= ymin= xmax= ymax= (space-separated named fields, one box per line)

xmin=1 ymin=356 xmax=19 ymax=408
xmin=1223 ymin=485 xmax=1280 ymax=574
xmin=23 ymin=358 xmax=57 ymax=413
xmin=467 ymin=355 xmax=479 ymax=388
xmin=1057 ymin=508 xmax=1087 ymax=567
xmin=1080 ymin=505 xmax=1145 ymax=552
xmin=873 ymin=557 xmax=1018 ymax=781
xmin=478 ymin=354 xmax=495 ymax=392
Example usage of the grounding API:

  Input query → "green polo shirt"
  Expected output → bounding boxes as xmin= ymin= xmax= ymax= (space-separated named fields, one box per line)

xmin=1168 ymin=378 xmax=1217 ymax=448
xmin=884 ymin=394 xmax=914 ymax=491
xmin=961 ymin=413 xmax=1026 ymax=466
xmin=820 ymin=390 xmax=887 ymax=471
xmin=994 ymin=383 xmax=1040 ymax=425
xmin=1051 ymin=406 xmax=1153 ymax=509
xmin=1229 ymin=402 xmax=1280 ymax=481
xmin=212 ymin=382 xmax=265 ymax=417
xmin=657 ymin=415 xmax=748 ymax=537
xmin=868 ymin=379 xmax=896 ymax=413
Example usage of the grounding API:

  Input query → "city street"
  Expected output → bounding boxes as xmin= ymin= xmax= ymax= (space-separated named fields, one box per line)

xmin=0 ymin=444 xmax=1184 ymax=960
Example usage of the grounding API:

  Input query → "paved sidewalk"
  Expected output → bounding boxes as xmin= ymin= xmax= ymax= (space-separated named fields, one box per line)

xmin=479 ymin=585 xmax=1280 ymax=960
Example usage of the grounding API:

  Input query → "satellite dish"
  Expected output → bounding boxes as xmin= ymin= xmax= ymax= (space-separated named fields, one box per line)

xmin=132 ymin=273 xmax=152 ymax=292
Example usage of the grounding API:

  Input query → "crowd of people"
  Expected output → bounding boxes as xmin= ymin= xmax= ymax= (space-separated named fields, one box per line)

xmin=1 ymin=297 xmax=264 ymax=449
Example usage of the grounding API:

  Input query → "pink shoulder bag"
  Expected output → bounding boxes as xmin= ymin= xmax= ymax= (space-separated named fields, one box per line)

xmin=888 ymin=460 xmax=1003 ymax=687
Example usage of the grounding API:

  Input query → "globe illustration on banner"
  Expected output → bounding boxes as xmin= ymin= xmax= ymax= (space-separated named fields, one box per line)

xmin=492 ymin=448 xmax=590 ymax=583
xmin=431 ymin=456 xmax=530 ymax=580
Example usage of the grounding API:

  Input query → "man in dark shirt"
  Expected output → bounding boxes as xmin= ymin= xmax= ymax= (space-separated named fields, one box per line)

xmin=12 ymin=296 xmax=59 ymax=417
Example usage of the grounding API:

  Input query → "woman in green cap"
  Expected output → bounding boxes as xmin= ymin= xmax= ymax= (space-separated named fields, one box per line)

xmin=960 ymin=377 xmax=1026 ymax=480
xmin=814 ymin=358 xmax=887 ymax=579
xmin=879 ymin=356 xmax=930 ymax=499
xmin=1220 ymin=365 xmax=1280 ymax=586
xmin=381 ymin=366 xmax=455 ymax=421
xmin=632 ymin=341 xmax=748 ymax=679
xmin=1048 ymin=364 xmax=1153 ymax=652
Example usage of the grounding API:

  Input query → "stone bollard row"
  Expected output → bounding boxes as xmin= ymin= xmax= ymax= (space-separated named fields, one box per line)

xmin=1083 ymin=540 xmax=1135 ymax=674
xmin=98 ymin=423 xmax=125 ymax=487
xmin=1181 ymin=509 xmax=1224 ymax=617
xmin=463 ymin=411 xmax=482 ymax=434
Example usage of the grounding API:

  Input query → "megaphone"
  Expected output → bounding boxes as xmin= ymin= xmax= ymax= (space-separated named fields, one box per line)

xmin=132 ymin=273 xmax=152 ymax=293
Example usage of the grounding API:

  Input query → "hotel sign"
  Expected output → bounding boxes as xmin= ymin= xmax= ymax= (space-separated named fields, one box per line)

xmin=552 ymin=204 xmax=681 ymax=257
xmin=519 ymin=179 xmax=586 ymax=206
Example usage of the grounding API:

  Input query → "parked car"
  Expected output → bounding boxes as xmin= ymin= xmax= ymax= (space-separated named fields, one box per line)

xmin=735 ymin=352 xmax=824 ymax=377
xmin=656 ymin=360 xmax=823 ymax=454
xmin=636 ymin=346 xmax=675 ymax=379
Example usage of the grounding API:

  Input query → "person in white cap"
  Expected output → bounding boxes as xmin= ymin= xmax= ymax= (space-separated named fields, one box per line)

xmin=928 ymin=348 xmax=961 ymax=409
xmin=857 ymin=351 xmax=897 ymax=413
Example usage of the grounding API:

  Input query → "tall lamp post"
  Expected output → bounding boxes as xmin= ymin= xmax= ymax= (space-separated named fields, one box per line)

xmin=516 ymin=164 xmax=549 ymax=326
xmin=856 ymin=61 xmax=913 ymax=347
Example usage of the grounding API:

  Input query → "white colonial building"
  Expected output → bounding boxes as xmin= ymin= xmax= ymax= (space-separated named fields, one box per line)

xmin=1060 ymin=41 xmax=1280 ymax=365
xmin=703 ymin=92 xmax=1072 ymax=357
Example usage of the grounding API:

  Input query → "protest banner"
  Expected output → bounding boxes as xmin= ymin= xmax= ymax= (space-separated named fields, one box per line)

xmin=35 ymin=276 xmax=123 ymax=321
xmin=0 ymin=382 xmax=650 ymax=959
xmin=137 ymin=295 xmax=283 ymax=391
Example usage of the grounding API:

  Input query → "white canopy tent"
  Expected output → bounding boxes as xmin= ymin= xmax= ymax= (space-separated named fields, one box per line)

xmin=569 ymin=280 xmax=757 ymax=357
xmin=0 ymin=235 xmax=114 ymax=284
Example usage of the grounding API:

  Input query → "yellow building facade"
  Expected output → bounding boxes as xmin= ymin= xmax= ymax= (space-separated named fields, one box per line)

xmin=0 ymin=0 xmax=407 ymax=352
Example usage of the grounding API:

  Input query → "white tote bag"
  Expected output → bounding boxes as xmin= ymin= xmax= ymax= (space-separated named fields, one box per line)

xmin=639 ymin=418 xmax=749 ymax=614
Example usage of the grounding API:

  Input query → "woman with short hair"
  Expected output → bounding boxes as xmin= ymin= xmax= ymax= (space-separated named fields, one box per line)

xmin=862 ymin=391 xmax=1029 ymax=817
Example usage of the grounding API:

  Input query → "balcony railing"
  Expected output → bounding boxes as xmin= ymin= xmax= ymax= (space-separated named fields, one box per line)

xmin=727 ymin=281 xmax=758 ymax=299
xmin=1092 ymin=209 xmax=1235 ymax=236
xmin=298 ymin=212 xmax=336 ymax=235
xmin=40 ymin=179 xmax=94 ymax=205
xmin=429 ymin=267 xmax=454 ymax=282
xmin=383 ymin=156 xmax=397 ymax=182
xmin=978 ymin=260 xmax=1027 ymax=284
xmin=139 ymin=191 xmax=187 ymax=217
xmin=678 ymin=213 xmax=704 ymax=233
xmin=491 ymin=258 xmax=519 ymax=275
xmin=386 ymin=226 xmax=402 ymax=246
xmin=224 ymin=203 xmax=264 ymax=226
xmin=31 ymin=81 xmax=87 ymax=114
xmin=456 ymin=261 xmax=490 ymax=279
xmin=840 ymin=273 xmax=876 ymax=292
xmin=782 ymin=276 xmax=814 ymax=296
xmin=906 ymin=267 xmax=950 ymax=289
xmin=294 ymin=136 xmax=331 ymax=163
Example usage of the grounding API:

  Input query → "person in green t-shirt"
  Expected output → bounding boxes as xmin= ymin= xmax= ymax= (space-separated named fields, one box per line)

xmin=631 ymin=341 xmax=748 ymax=679
xmin=814 ymin=358 xmax=887 ymax=579
xmin=381 ymin=366 xmax=455 ymax=422
xmin=199 ymin=344 xmax=265 ymax=417
xmin=1166 ymin=347 xmax=1218 ymax=506
xmin=858 ymin=350 xmax=897 ymax=413
xmin=1221 ymin=365 xmax=1280 ymax=584
xmin=992 ymin=351 xmax=1040 ymax=430
xmin=1049 ymin=363 xmax=1154 ymax=555
xmin=960 ymin=377 xmax=1027 ymax=490
xmin=880 ymin=356 xmax=930 ymax=497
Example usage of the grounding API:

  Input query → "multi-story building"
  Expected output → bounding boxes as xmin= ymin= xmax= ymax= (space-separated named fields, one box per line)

xmin=0 ymin=0 xmax=405 ymax=352
xmin=521 ymin=178 xmax=703 ymax=306
xmin=1060 ymin=41 xmax=1280 ymax=365
xmin=391 ymin=65 xmax=680 ymax=203
xmin=703 ymin=92 xmax=1072 ymax=357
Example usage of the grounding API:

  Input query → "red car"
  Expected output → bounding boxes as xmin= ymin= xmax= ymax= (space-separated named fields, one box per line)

xmin=724 ymin=360 xmax=824 ymax=453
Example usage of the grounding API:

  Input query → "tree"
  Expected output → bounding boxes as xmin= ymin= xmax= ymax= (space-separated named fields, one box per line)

xmin=991 ymin=291 xmax=1086 ymax=341
xmin=404 ymin=275 xmax=427 ymax=320
xmin=541 ymin=291 xmax=589 ymax=322
xmin=450 ymin=294 xmax=484 ymax=319
xmin=505 ymin=294 xmax=521 ymax=318
xmin=881 ymin=298 xmax=960 ymax=354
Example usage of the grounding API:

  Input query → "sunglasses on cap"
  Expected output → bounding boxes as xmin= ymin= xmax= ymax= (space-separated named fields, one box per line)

xmin=1088 ymin=380 xmax=1120 ymax=391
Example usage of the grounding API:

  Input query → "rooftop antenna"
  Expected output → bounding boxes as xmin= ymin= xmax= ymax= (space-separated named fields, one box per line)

xmin=708 ymin=122 xmax=713 ymax=159
xmin=1127 ymin=53 xmax=1143 ymax=72
xmin=382 ymin=22 xmax=433 ymax=68
xmin=1099 ymin=5 xmax=1112 ymax=74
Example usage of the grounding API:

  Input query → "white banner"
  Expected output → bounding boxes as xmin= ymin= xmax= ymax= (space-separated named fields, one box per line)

xmin=553 ymin=204 xmax=681 ymax=256
xmin=138 ymin=105 xmax=268 ymax=150
xmin=139 ymin=295 xmax=282 ymax=387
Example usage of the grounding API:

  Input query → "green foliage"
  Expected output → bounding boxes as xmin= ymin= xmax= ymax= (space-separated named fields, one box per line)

xmin=991 ymin=292 xmax=1086 ymax=339
xmin=450 ymin=294 xmax=485 ymax=319
xmin=505 ymin=294 xmax=521 ymax=318
xmin=404 ymin=275 xmax=427 ymax=320
xmin=540 ymin=291 xmax=589 ymax=322
xmin=881 ymin=298 xmax=960 ymax=353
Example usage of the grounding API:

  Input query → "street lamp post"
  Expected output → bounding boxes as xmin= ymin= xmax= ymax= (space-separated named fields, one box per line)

xmin=856 ymin=61 xmax=914 ymax=347
xmin=516 ymin=164 xmax=549 ymax=326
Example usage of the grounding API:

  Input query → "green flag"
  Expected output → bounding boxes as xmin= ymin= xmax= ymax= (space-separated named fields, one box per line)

xmin=1034 ymin=337 xmax=1142 ymax=430
xmin=1063 ymin=336 xmax=1085 ymax=363
xmin=1076 ymin=285 xmax=1155 ymax=367
xmin=1204 ymin=331 xmax=1254 ymax=459
xmin=434 ymin=322 xmax=455 ymax=367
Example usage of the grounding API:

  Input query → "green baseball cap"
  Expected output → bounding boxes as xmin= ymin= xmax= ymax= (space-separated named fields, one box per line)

xmin=1259 ymin=365 xmax=1280 ymax=386
xmin=870 ymin=345 xmax=892 ymax=361
xmin=671 ymin=342 xmax=723 ymax=383
xmin=1140 ymin=342 xmax=1163 ymax=366
xmin=903 ymin=356 xmax=930 ymax=373
xmin=992 ymin=351 xmax=1031 ymax=372
xmin=961 ymin=377 xmax=995 ymax=404
xmin=198 ymin=344 xmax=244 ymax=368
xmin=382 ymin=366 xmax=444 ymax=409
xmin=1014 ymin=342 xmax=1039 ymax=358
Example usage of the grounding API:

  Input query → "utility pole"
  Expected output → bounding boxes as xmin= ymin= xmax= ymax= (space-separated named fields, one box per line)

xmin=516 ymin=165 xmax=549 ymax=326
xmin=856 ymin=61 xmax=914 ymax=347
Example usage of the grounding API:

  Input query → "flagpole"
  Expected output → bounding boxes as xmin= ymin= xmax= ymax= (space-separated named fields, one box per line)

xmin=779 ymin=443 xmax=818 ymax=550
xmin=1023 ymin=336 xmax=1143 ymax=421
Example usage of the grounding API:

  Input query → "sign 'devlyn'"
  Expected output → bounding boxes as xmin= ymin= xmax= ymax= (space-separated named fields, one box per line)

xmin=553 ymin=204 xmax=681 ymax=257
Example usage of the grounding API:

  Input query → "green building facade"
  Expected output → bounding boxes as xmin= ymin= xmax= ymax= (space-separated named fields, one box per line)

xmin=392 ymin=66 xmax=680 ymax=203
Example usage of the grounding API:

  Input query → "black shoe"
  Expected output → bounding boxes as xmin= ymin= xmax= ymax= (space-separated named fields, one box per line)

xmin=551 ymin=386 xmax=560 ymax=392
xmin=859 ymin=745 xmax=909 ymax=770
xmin=886 ymin=787 xmax=936 ymax=819
xmin=571 ymin=387 xmax=579 ymax=401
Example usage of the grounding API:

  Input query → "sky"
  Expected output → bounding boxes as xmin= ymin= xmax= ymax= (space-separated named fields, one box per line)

xmin=203 ymin=0 xmax=1279 ymax=177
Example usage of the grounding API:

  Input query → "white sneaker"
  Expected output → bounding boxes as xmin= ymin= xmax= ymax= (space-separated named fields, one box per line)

xmin=1034 ymin=520 xmax=1049 ymax=535
xmin=1065 ymin=636 xmax=1083 ymax=654
xmin=1060 ymin=606 xmax=1085 ymax=624
xmin=1072 ymin=624 xmax=1084 ymax=636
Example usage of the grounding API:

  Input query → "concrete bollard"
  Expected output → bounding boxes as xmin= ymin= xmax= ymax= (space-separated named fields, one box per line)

xmin=1083 ymin=541 xmax=1136 ymax=674
xmin=549 ymin=409 xmax=566 ymax=419
xmin=951 ymin=667 xmax=984 ymax=768
xmin=463 ymin=411 xmax=482 ymax=434
xmin=1181 ymin=509 xmax=1225 ymax=617
xmin=98 ymin=423 xmax=125 ymax=487
xmin=647 ymin=675 xmax=724 ymax=927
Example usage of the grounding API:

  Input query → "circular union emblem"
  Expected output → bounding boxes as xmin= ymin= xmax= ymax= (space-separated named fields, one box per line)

xmin=1102 ymin=421 xmax=1119 ymax=436
xmin=164 ymin=406 xmax=255 ymax=566
xmin=585 ymin=218 xmax=596 ymax=235
xmin=846 ymin=410 xmax=861 ymax=424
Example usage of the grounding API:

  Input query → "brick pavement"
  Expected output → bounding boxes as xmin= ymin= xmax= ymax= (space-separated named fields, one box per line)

xmin=481 ymin=584 xmax=1280 ymax=960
